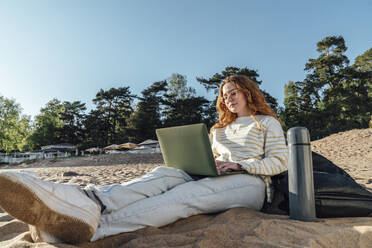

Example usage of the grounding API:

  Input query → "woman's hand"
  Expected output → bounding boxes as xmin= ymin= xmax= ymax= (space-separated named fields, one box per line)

xmin=215 ymin=160 xmax=242 ymax=172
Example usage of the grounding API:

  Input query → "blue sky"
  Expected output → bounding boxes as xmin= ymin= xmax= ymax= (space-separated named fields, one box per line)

xmin=1 ymin=0 xmax=371 ymax=118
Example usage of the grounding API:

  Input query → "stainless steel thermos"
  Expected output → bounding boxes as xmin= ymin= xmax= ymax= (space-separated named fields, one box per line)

xmin=287 ymin=127 xmax=317 ymax=221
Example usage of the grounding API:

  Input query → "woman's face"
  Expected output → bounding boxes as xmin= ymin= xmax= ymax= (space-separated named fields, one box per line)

xmin=222 ymin=83 xmax=250 ymax=117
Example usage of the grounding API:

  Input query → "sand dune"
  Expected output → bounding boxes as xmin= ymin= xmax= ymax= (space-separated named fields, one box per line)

xmin=0 ymin=128 xmax=371 ymax=247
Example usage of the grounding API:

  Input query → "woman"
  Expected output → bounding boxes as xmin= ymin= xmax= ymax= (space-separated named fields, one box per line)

xmin=0 ymin=74 xmax=288 ymax=244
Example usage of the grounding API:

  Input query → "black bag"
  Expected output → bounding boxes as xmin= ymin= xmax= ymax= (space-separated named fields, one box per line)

xmin=272 ymin=152 xmax=372 ymax=218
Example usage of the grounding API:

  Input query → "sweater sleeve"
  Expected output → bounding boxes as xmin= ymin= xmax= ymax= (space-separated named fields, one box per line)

xmin=238 ymin=118 xmax=288 ymax=176
xmin=209 ymin=131 xmax=220 ymax=159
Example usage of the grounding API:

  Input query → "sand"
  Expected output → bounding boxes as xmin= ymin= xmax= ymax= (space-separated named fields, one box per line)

xmin=0 ymin=128 xmax=371 ymax=247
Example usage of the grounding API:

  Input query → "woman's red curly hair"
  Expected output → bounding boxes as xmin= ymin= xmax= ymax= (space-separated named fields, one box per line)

xmin=213 ymin=74 xmax=277 ymax=129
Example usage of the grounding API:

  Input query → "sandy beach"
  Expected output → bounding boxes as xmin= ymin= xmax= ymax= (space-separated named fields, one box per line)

xmin=0 ymin=128 xmax=371 ymax=247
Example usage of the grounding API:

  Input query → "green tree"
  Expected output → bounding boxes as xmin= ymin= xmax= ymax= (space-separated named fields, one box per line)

xmin=28 ymin=99 xmax=65 ymax=149
xmin=127 ymin=81 xmax=167 ymax=142
xmin=82 ymin=109 xmax=108 ymax=148
xmin=91 ymin=87 xmax=135 ymax=145
xmin=163 ymin=96 xmax=210 ymax=127
xmin=296 ymin=36 xmax=351 ymax=138
xmin=0 ymin=96 xmax=32 ymax=152
xmin=353 ymin=48 xmax=372 ymax=101
xmin=162 ymin=73 xmax=211 ymax=127
xmin=167 ymin=73 xmax=196 ymax=100
xmin=350 ymin=48 xmax=372 ymax=127
xmin=196 ymin=66 xmax=279 ymax=114
xmin=353 ymin=48 xmax=372 ymax=73
xmin=196 ymin=66 xmax=260 ymax=94
xmin=287 ymin=36 xmax=372 ymax=139
xmin=59 ymin=101 xmax=87 ymax=146
xmin=279 ymin=81 xmax=300 ymax=130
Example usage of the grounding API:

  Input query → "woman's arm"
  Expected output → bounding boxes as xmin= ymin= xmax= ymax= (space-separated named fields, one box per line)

xmin=238 ymin=118 xmax=288 ymax=176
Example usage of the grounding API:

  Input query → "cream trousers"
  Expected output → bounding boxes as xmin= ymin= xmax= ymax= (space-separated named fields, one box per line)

xmin=85 ymin=166 xmax=265 ymax=241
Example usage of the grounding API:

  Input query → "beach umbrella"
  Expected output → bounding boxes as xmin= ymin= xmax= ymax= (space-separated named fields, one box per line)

xmin=103 ymin=144 xmax=121 ymax=150
xmin=138 ymin=139 xmax=159 ymax=146
xmin=119 ymin=142 xmax=138 ymax=149
xmin=85 ymin=147 xmax=100 ymax=153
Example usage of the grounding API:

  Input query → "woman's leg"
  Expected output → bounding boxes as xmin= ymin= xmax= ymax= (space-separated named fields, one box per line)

xmin=0 ymin=171 xmax=101 ymax=244
xmin=92 ymin=174 xmax=265 ymax=241
xmin=84 ymin=166 xmax=193 ymax=213
xmin=0 ymin=166 xmax=192 ymax=244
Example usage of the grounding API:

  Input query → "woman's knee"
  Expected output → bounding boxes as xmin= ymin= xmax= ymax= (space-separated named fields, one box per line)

xmin=198 ymin=174 xmax=265 ymax=192
xmin=168 ymin=174 xmax=265 ymax=208
xmin=149 ymin=166 xmax=193 ymax=181
xmin=192 ymin=175 xmax=266 ymax=210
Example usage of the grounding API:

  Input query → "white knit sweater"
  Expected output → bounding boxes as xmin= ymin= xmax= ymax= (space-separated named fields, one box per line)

xmin=210 ymin=115 xmax=288 ymax=202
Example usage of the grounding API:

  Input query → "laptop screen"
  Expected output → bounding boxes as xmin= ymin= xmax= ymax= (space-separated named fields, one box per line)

xmin=156 ymin=123 xmax=219 ymax=176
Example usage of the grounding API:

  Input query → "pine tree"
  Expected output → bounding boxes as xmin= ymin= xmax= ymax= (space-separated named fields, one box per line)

xmin=127 ymin=81 xmax=167 ymax=142
xmin=91 ymin=87 xmax=135 ymax=145
xmin=196 ymin=66 xmax=278 ymax=114
xmin=163 ymin=73 xmax=210 ymax=127
xmin=280 ymin=81 xmax=300 ymax=130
